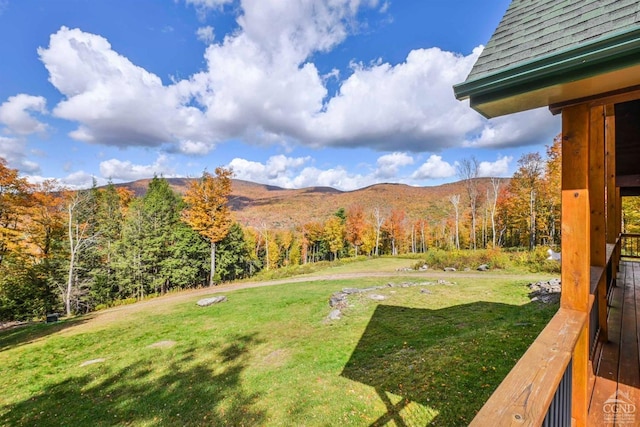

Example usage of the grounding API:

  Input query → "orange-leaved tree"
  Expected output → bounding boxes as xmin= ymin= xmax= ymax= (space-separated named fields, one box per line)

xmin=182 ymin=167 xmax=233 ymax=286
xmin=345 ymin=204 xmax=365 ymax=256
xmin=0 ymin=157 xmax=32 ymax=265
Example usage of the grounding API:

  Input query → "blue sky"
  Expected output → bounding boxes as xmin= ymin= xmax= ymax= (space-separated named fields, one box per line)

xmin=0 ymin=0 xmax=561 ymax=190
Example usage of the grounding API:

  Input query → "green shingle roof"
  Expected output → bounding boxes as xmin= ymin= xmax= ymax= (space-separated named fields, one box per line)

xmin=468 ymin=0 xmax=640 ymax=80
xmin=454 ymin=0 xmax=640 ymax=118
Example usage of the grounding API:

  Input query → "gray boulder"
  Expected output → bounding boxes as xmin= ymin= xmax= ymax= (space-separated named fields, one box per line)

xmin=197 ymin=296 xmax=227 ymax=307
xmin=477 ymin=264 xmax=490 ymax=271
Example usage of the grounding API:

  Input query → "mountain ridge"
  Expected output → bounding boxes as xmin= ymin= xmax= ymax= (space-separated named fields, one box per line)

xmin=114 ymin=177 xmax=508 ymax=228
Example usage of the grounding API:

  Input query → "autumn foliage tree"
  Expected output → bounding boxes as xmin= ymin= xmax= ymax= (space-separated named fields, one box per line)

xmin=0 ymin=158 xmax=31 ymax=265
xmin=324 ymin=215 xmax=345 ymax=260
xmin=182 ymin=168 xmax=233 ymax=286
xmin=383 ymin=209 xmax=406 ymax=256
xmin=345 ymin=204 xmax=365 ymax=256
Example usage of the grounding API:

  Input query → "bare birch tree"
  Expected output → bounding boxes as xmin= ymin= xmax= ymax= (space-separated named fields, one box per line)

xmin=457 ymin=157 xmax=479 ymax=249
xmin=373 ymin=207 xmax=385 ymax=256
xmin=449 ymin=194 xmax=461 ymax=250
xmin=64 ymin=190 xmax=98 ymax=316
xmin=490 ymin=177 xmax=501 ymax=247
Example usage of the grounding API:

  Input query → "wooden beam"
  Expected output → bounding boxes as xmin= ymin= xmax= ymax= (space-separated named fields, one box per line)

xmin=590 ymin=106 xmax=606 ymax=266
xmin=605 ymin=108 xmax=619 ymax=273
xmin=561 ymin=190 xmax=591 ymax=311
xmin=549 ymin=84 xmax=640 ymax=115
xmin=561 ymin=104 xmax=591 ymax=427
xmin=589 ymin=106 xmax=608 ymax=343
xmin=616 ymin=174 xmax=640 ymax=187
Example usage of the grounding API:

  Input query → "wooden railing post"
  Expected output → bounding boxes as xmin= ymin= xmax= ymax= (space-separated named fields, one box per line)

xmin=590 ymin=106 xmax=607 ymax=342
xmin=605 ymin=105 xmax=617 ymax=283
xmin=606 ymin=104 xmax=622 ymax=272
xmin=561 ymin=104 xmax=591 ymax=427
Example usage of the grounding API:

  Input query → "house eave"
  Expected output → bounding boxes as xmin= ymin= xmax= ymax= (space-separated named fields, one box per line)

xmin=453 ymin=27 xmax=640 ymax=118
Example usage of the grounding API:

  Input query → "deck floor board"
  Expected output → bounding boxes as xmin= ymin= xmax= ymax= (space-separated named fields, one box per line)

xmin=588 ymin=261 xmax=640 ymax=426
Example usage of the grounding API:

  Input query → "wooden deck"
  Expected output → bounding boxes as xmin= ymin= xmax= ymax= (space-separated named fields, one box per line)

xmin=588 ymin=260 xmax=640 ymax=426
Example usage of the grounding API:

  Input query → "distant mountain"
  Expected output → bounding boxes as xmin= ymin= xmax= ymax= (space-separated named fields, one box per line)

xmin=115 ymin=177 xmax=508 ymax=228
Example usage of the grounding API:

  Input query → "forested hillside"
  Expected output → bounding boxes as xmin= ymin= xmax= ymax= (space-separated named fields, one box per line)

xmin=118 ymin=178 xmax=500 ymax=229
xmin=0 ymin=136 xmax=575 ymax=321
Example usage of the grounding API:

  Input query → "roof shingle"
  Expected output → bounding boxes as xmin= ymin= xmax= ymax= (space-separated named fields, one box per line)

xmin=467 ymin=0 xmax=640 ymax=81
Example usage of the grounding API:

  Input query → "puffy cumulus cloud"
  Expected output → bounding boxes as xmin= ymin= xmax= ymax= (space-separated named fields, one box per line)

xmin=99 ymin=154 xmax=175 ymax=181
xmin=196 ymin=26 xmax=215 ymax=44
xmin=0 ymin=94 xmax=48 ymax=135
xmin=61 ymin=170 xmax=101 ymax=188
xmin=375 ymin=152 xmax=414 ymax=178
xmin=478 ymin=155 xmax=512 ymax=177
xmin=228 ymin=154 xmax=311 ymax=186
xmin=176 ymin=139 xmax=216 ymax=155
xmin=465 ymin=108 xmax=560 ymax=149
xmin=290 ymin=166 xmax=373 ymax=191
xmin=27 ymin=171 xmax=104 ymax=190
xmin=411 ymin=155 xmax=456 ymax=180
xmin=38 ymin=27 xmax=210 ymax=149
xmin=228 ymin=154 xmax=380 ymax=190
xmin=36 ymin=3 xmax=558 ymax=162
xmin=237 ymin=0 xmax=381 ymax=59
xmin=0 ymin=136 xmax=40 ymax=173
xmin=307 ymin=47 xmax=483 ymax=150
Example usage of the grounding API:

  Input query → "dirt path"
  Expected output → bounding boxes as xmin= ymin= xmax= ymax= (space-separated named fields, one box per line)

xmin=95 ymin=269 xmax=552 ymax=318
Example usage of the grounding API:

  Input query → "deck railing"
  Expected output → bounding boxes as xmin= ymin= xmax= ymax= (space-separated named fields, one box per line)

xmin=621 ymin=233 xmax=640 ymax=258
xmin=470 ymin=237 xmax=620 ymax=426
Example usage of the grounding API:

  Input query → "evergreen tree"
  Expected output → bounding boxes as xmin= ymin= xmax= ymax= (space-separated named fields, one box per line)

xmin=140 ymin=176 xmax=182 ymax=295
xmin=216 ymin=223 xmax=253 ymax=281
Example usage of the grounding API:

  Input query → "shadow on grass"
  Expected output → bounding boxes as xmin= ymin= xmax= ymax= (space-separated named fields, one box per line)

xmin=341 ymin=301 xmax=557 ymax=426
xmin=0 ymin=316 xmax=91 ymax=353
xmin=0 ymin=334 xmax=266 ymax=426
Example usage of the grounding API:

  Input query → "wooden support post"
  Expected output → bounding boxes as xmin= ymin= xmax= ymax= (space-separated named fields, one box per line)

xmin=605 ymin=106 xmax=618 ymax=279
xmin=561 ymin=104 xmax=591 ymax=427
xmin=590 ymin=106 xmax=607 ymax=342
xmin=616 ymin=186 xmax=622 ymax=268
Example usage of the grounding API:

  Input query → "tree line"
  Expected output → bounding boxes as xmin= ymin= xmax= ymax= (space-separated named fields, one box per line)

xmin=0 ymin=136 xmax=563 ymax=321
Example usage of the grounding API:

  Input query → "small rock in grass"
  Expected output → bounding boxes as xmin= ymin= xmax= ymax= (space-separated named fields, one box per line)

xmin=444 ymin=267 xmax=457 ymax=272
xmin=197 ymin=296 xmax=227 ymax=307
xmin=369 ymin=294 xmax=386 ymax=301
xmin=477 ymin=264 xmax=490 ymax=271
xmin=80 ymin=358 xmax=105 ymax=367
xmin=327 ymin=309 xmax=342 ymax=320
xmin=148 ymin=340 xmax=176 ymax=349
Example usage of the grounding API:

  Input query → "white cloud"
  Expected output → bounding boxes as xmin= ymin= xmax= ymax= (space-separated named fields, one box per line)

xmin=375 ymin=152 xmax=414 ymax=178
xmin=411 ymin=155 xmax=456 ymax=180
xmin=177 ymin=139 xmax=216 ymax=155
xmin=227 ymin=154 xmax=384 ymax=190
xmin=26 ymin=171 xmax=104 ymax=190
xmin=185 ymin=0 xmax=234 ymax=19
xmin=99 ymin=154 xmax=175 ymax=181
xmin=196 ymin=26 xmax=215 ymax=44
xmin=35 ymin=3 xmax=559 ymax=165
xmin=38 ymin=27 xmax=210 ymax=149
xmin=0 ymin=94 xmax=48 ymax=135
xmin=228 ymin=154 xmax=311 ymax=186
xmin=0 ymin=136 xmax=40 ymax=173
xmin=306 ymin=47 xmax=483 ymax=150
xmin=465 ymin=108 xmax=560 ymax=148
xmin=290 ymin=166 xmax=372 ymax=191
xmin=478 ymin=155 xmax=512 ymax=177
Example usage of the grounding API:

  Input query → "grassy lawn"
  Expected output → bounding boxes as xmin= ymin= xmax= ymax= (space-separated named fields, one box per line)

xmin=0 ymin=264 xmax=558 ymax=426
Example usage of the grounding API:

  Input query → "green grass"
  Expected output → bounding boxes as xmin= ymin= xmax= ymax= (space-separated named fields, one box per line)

xmin=0 ymin=261 xmax=558 ymax=426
